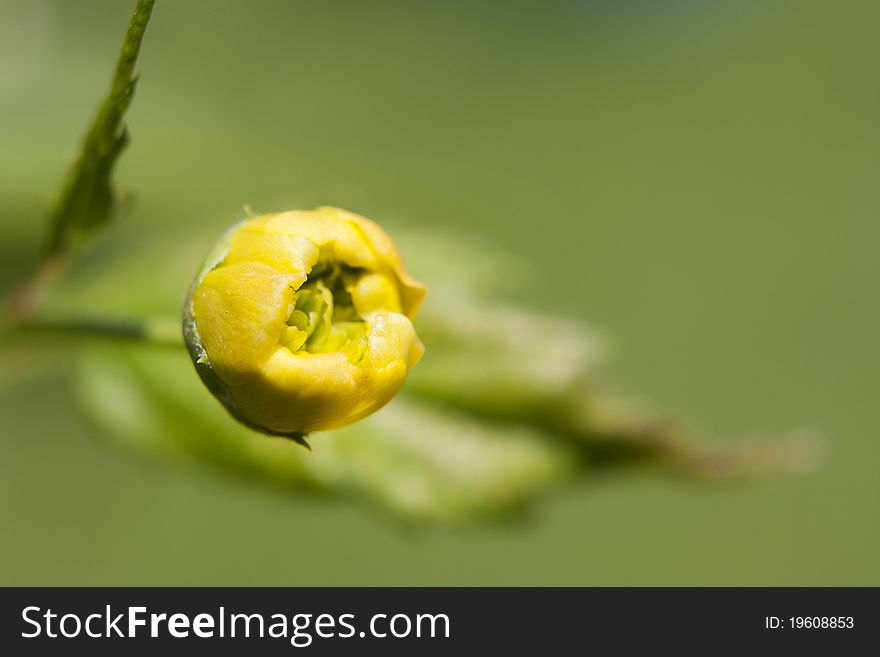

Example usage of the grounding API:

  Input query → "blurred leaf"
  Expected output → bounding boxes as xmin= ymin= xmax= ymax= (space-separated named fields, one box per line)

xmin=77 ymin=343 xmax=577 ymax=524
xmin=409 ymin=282 xmax=607 ymax=426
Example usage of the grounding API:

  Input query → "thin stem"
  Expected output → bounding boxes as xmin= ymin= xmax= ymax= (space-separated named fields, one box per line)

xmin=19 ymin=315 xmax=182 ymax=347
xmin=5 ymin=254 xmax=67 ymax=326
xmin=6 ymin=0 xmax=157 ymax=331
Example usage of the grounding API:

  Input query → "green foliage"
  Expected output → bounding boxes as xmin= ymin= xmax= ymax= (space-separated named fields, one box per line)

xmin=77 ymin=343 xmax=577 ymax=524
xmin=45 ymin=0 xmax=155 ymax=257
xmin=65 ymin=230 xmax=816 ymax=524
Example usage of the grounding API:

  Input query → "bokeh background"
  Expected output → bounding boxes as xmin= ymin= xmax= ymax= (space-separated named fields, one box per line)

xmin=1 ymin=0 xmax=878 ymax=585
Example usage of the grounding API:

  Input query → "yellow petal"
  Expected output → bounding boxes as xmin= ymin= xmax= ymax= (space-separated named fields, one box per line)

xmin=350 ymin=272 xmax=402 ymax=316
xmin=192 ymin=261 xmax=297 ymax=385
xmin=224 ymin=229 xmax=318 ymax=279
xmin=365 ymin=312 xmax=424 ymax=370
xmin=225 ymin=312 xmax=422 ymax=434
xmin=246 ymin=210 xmax=379 ymax=270
xmin=315 ymin=206 xmax=426 ymax=317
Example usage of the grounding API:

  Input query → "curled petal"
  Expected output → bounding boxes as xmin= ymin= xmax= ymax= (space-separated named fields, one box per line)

xmin=184 ymin=207 xmax=425 ymax=439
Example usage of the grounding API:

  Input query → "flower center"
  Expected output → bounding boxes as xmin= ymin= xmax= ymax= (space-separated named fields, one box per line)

xmin=281 ymin=261 xmax=369 ymax=363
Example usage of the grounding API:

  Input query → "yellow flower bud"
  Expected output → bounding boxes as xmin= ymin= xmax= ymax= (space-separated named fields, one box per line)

xmin=183 ymin=207 xmax=426 ymax=442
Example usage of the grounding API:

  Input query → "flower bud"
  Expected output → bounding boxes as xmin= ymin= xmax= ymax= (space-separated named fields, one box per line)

xmin=183 ymin=207 xmax=426 ymax=442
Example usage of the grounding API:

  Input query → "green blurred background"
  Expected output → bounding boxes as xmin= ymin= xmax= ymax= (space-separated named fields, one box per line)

xmin=1 ymin=0 xmax=878 ymax=584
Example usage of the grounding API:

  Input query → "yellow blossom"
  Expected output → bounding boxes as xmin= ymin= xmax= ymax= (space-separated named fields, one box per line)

xmin=183 ymin=207 xmax=425 ymax=441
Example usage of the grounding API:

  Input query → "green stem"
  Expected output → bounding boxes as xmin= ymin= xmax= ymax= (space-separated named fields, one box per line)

xmin=20 ymin=315 xmax=182 ymax=347
xmin=5 ymin=254 xmax=67 ymax=326
xmin=6 ymin=1 xmax=158 ymax=333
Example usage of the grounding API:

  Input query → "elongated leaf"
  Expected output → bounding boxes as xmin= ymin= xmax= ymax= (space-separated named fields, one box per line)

xmin=77 ymin=343 xmax=577 ymax=524
xmin=46 ymin=0 xmax=155 ymax=256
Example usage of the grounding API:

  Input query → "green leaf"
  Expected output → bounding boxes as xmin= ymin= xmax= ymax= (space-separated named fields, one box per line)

xmin=408 ymin=283 xmax=606 ymax=426
xmin=76 ymin=343 xmax=577 ymax=524
xmin=45 ymin=0 xmax=156 ymax=257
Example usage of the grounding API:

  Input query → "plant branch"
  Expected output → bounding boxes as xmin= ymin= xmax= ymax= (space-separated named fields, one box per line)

xmin=19 ymin=315 xmax=182 ymax=347
xmin=6 ymin=0 xmax=157 ymax=327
